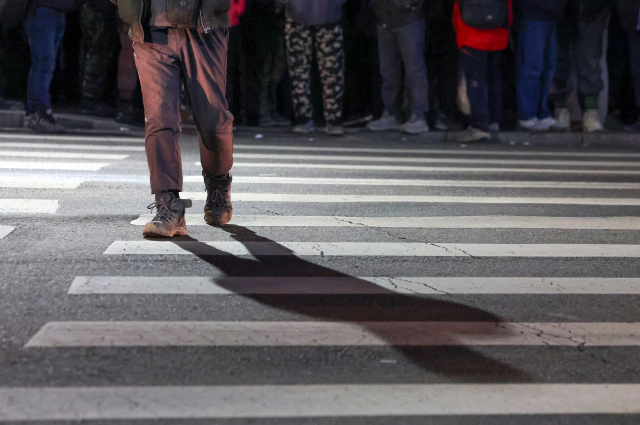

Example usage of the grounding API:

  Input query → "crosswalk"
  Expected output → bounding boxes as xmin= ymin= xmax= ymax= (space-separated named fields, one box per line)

xmin=4 ymin=138 xmax=640 ymax=421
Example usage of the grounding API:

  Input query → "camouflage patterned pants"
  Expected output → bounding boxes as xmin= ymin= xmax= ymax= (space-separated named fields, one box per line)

xmin=80 ymin=3 xmax=120 ymax=101
xmin=284 ymin=19 xmax=345 ymax=126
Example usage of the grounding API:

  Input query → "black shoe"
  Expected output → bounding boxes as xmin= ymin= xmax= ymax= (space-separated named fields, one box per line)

xmin=143 ymin=192 xmax=193 ymax=238
xmin=27 ymin=110 xmax=65 ymax=133
xmin=80 ymin=99 xmax=115 ymax=117
xmin=203 ymin=172 xmax=233 ymax=226
xmin=115 ymin=105 xmax=145 ymax=127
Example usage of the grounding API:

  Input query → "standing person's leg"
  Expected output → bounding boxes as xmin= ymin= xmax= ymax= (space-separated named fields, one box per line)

xmin=487 ymin=51 xmax=502 ymax=129
xmin=396 ymin=19 xmax=430 ymax=133
xmin=539 ymin=22 xmax=558 ymax=121
xmin=460 ymin=47 xmax=490 ymax=132
xmin=284 ymin=19 xmax=314 ymax=131
xmin=626 ymin=31 xmax=640 ymax=131
xmin=367 ymin=24 xmax=402 ymax=131
xmin=517 ymin=21 xmax=547 ymax=123
xmin=24 ymin=7 xmax=66 ymax=132
xmin=181 ymin=28 xmax=234 ymax=226
xmin=551 ymin=1 xmax=576 ymax=129
xmin=314 ymin=22 xmax=345 ymax=133
xmin=226 ymin=25 xmax=243 ymax=122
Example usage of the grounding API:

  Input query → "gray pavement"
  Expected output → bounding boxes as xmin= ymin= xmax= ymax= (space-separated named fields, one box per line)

xmin=0 ymin=129 xmax=640 ymax=423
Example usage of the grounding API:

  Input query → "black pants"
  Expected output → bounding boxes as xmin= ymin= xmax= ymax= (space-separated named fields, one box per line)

xmin=226 ymin=25 xmax=243 ymax=122
xmin=629 ymin=31 xmax=640 ymax=111
xmin=460 ymin=47 xmax=502 ymax=132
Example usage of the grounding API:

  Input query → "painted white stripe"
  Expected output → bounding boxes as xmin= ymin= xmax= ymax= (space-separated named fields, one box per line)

xmin=131 ymin=215 xmax=640 ymax=229
xmin=234 ymin=152 xmax=640 ymax=168
xmin=185 ymin=175 xmax=640 ymax=190
xmin=235 ymin=143 xmax=640 ymax=159
xmin=0 ymin=150 xmax=128 ymax=160
xmin=180 ymin=192 xmax=640 ymax=206
xmin=68 ymin=276 xmax=640 ymax=295
xmin=0 ymin=199 xmax=58 ymax=214
xmin=0 ymin=142 xmax=144 ymax=151
xmin=2 ymin=384 xmax=640 ymax=420
xmin=0 ymin=161 xmax=108 ymax=171
xmin=0 ymin=134 xmax=143 ymax=143
xmin=24 ymin=321 xmax=640 ymax=347
xmin=0 ymin=180 xmax=82 ymax=189
xmin=103 ymin=241 xmax=640 ymax=257
xmin=0 ymin=225 xmax=14 ymax=239
xmin=231 ymin=162 xmax=640 ymax=175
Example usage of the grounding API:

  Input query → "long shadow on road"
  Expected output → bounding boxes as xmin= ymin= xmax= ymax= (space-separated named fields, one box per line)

xmin=173 ymin=225 xmax=531 ymax=382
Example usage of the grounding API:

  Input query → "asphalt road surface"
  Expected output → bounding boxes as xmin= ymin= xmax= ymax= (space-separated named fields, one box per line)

xmin=1 ymin=129 xmax=640 ymax=424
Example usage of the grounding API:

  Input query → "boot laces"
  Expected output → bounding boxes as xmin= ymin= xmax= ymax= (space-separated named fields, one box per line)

xmin=206 ymin=187 xmax=229 ymax=208
xmin=147 ymin=201 xmax=173 ymax=222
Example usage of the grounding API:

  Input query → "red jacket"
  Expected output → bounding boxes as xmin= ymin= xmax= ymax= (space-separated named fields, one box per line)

xmin=229 ymin=0 xmax=246 ymax=27
xmin=453 ymin=0 xmax=512 ymax=51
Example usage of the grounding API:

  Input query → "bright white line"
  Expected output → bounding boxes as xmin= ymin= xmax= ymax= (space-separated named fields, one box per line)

xmin=0 ymin=134 xmax=143 ymax=142
xmin=24 ymin=321 xmax=640 ymax=347
xmin=3 ymin=384 xmax=640 ymax=419
xmin=0 ymin=142 xmax=144 ymax=151
xmin=0 ymin=180 xmax=82 ymax=189
xmin=0 ymin=150 xmax=128 ymax=160
xmin=180 ymin=192 xmax=640 ymax=206
xmin=184 ymin=175 xmax=640 ymax=190
xmin=235 ymin=143 xmax=640 ymax=159
xmin=234 ymin=152 xmax=640 ymax=168
xmin=0 ymin=225 xmax=14 ymax=239
xmin=230 ymin=162 xmax=640 ymax=175
xmin=0 ymin=161 xmax=108 ymax=171
xmin=130 ymin=215 xmax=640 ymax=229
xmin=103 ymin=241 xmax=640 ymax=257
xmin=0 ymin=199 xmax=58 ymax=214
xmin=68 ymin=276 xmax=640 ymax=295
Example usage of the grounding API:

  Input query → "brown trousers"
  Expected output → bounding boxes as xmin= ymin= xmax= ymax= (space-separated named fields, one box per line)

xmin=134 ymin=28 xmax=233 ymax=194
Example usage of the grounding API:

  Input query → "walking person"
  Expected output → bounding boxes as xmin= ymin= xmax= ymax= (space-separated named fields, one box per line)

xmin=516 ymin=0 xmax=568 ymax=132
xmin=22 ymin=0 xmax=79 ymax=133
xmin=367 ymin=0 xmax=430 ymax=134
xmin=278 ymin=0 xmax=347 ymax=136
xmin=453 ymin=0 xmax=513 ymax=143
xmin=114 ymin=0 xmax=235 ymax=237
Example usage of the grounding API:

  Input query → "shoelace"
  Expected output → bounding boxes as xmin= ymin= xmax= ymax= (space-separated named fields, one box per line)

xmin=206 ymin=187 xmax=229 ymax=208
xmin=147 ymin=201 xmax=172 ymax=222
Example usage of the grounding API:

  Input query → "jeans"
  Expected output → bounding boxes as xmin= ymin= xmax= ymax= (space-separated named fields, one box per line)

xmin=378 ymin=19 xmax=429 ymax=116
xmin=24 ymin=7 xmax=66 ymax=114
xmin=517 ymin=21 xmax=557 ymax=121
xmin=460 ymin=47 xmax=502 ymax=132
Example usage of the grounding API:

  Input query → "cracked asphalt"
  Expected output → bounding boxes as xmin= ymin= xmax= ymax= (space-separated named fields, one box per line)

xmin=1 ymin=129 xmax=640 ymax=423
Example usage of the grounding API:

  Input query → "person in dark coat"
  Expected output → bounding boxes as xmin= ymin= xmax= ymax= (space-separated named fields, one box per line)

xmin=617 ymin=0 xmax=640 ymax=131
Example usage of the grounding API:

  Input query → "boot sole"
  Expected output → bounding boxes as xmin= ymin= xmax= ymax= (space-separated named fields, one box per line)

xmin=204 ymin=213 xmax=232 ymax=227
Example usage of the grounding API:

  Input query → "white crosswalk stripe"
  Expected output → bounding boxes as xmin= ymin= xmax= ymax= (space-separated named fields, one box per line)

xmin=180 ymin=192 xmax=640 ymax=205
xmin=0 ymin=225 xmax=14 ymax=239
xmin=103 ymin=241 xmax=640 ymax=257
xmin=0 ymin=180 xmax=82 ymax=189
xmin=68 ymin=276 xmax=640 ymax=295
xmin=0 ymin=199 xmax=58 ymax=214
xmin=0 ymin=150 xmax=129 ymax=160
xmin=131 ymin=215 xmax=640 ymax=229
xmin=0 ymin=134 xmax=144 ymax=143
xmin=0 ymin=161 xmax=108 ymax=171
xmin=2 ymin=384 xmax=639 ymax=420
xmin=0 ymin=142 xmax=144 ymax=151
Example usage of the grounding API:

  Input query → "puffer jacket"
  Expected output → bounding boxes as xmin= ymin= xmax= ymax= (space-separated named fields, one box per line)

xmin=112 ymin=0 xmax=231 ymax=43
xmin=453 ymin=0 xmax=512 ymax=51
xmin=277 ymin=0 xmax=346 ymax=25
xmin=370 ymin=0 xmax=424 ymax=29
xmin=617 ymin=0 xmax=640 ymax=31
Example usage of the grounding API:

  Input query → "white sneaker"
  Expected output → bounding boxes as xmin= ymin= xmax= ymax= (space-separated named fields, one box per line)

xmin=400 ymin=114 xmax=429 ymax=134
xmin=458 ymin=127 xmax=491 ymax=143
xmin=538 ymin=117 xmax=565 ymax=131
xmin=583 ymin=109 xmax=604 ymax=133
xmin=320 ymin=124 xmax=345 ymax=136
xmin=518 ymin=117 xmax=551 ymax=132
xmin=554 ymin=108 xmax=571 ymax=131
xmin=292 ymin=120 xmax=315 ymax=134
xmin=367 ymin=111 xmax=401 ymax=131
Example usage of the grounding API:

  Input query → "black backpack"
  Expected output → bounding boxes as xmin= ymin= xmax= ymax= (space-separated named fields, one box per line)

xmin=459 ymin=0 xmax=508 ymax=29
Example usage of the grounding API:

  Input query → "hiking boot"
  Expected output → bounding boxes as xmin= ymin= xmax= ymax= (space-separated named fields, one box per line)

xmin=401 ymin=114 xmax=429 ymax=134
xmin=320 ymin=124 xmax=345 ymax=136
xmin=367 ymin=111 xmax=401 ymax=131
xmin=203 ymin=172 xmax=233 ymax=226
xmin=458 ymin=127 xmax=491 ymax=143
xmin=554 ymin=107 xmax=571 ymax=131
xmin=292 ymin=120 xmax=315 ymax=134
xmin=583 ymin=109 xmax=604 ymax=132
xmin=143 ymin=192 xmax=192 ymax=238
xmin=27 ymin=110 xmax=65 ymax=133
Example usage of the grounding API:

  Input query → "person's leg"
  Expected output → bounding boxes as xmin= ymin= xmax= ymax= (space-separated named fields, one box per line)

xmin=284 ymin=19 xmax=314 ymax=125
xmin=487 ymin=51 xmax=502 ymax=127
xmin=24 ymin=7 xmax=66 ymax=114
xmin=133 ymin=31 xmax=183 ymax=194
xmin=538 ymin=22 xmax=557 ymax=120
xmin=517 ymin=20 xmax=547 ymax=121
xmin=376 ymin=24 xmax=402 ymax=115
xmin=627 ymin=31 xmax=640 ymax=128
xmin=396 ymin=19 xmax=429 ymax=117
xmin=551 ymin=3 xmax=576 ymax=107
xmin=225 ymin=25 xmax=243 ymax=121
xmin=314 ymin=23 xmax=345 ymax=127
xmin=460 ymin=47 xmax=489 ymax=131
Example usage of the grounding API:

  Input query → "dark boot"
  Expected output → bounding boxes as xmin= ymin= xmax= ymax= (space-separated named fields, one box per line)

xmin=203 ymin=172 xmax=233 ymax=226
xmin=143 ymin=192 xmax=192 ymax=238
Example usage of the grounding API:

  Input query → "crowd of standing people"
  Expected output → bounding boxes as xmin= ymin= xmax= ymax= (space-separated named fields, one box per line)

xmin=2 ymin=0 xmax=640 ymax=143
